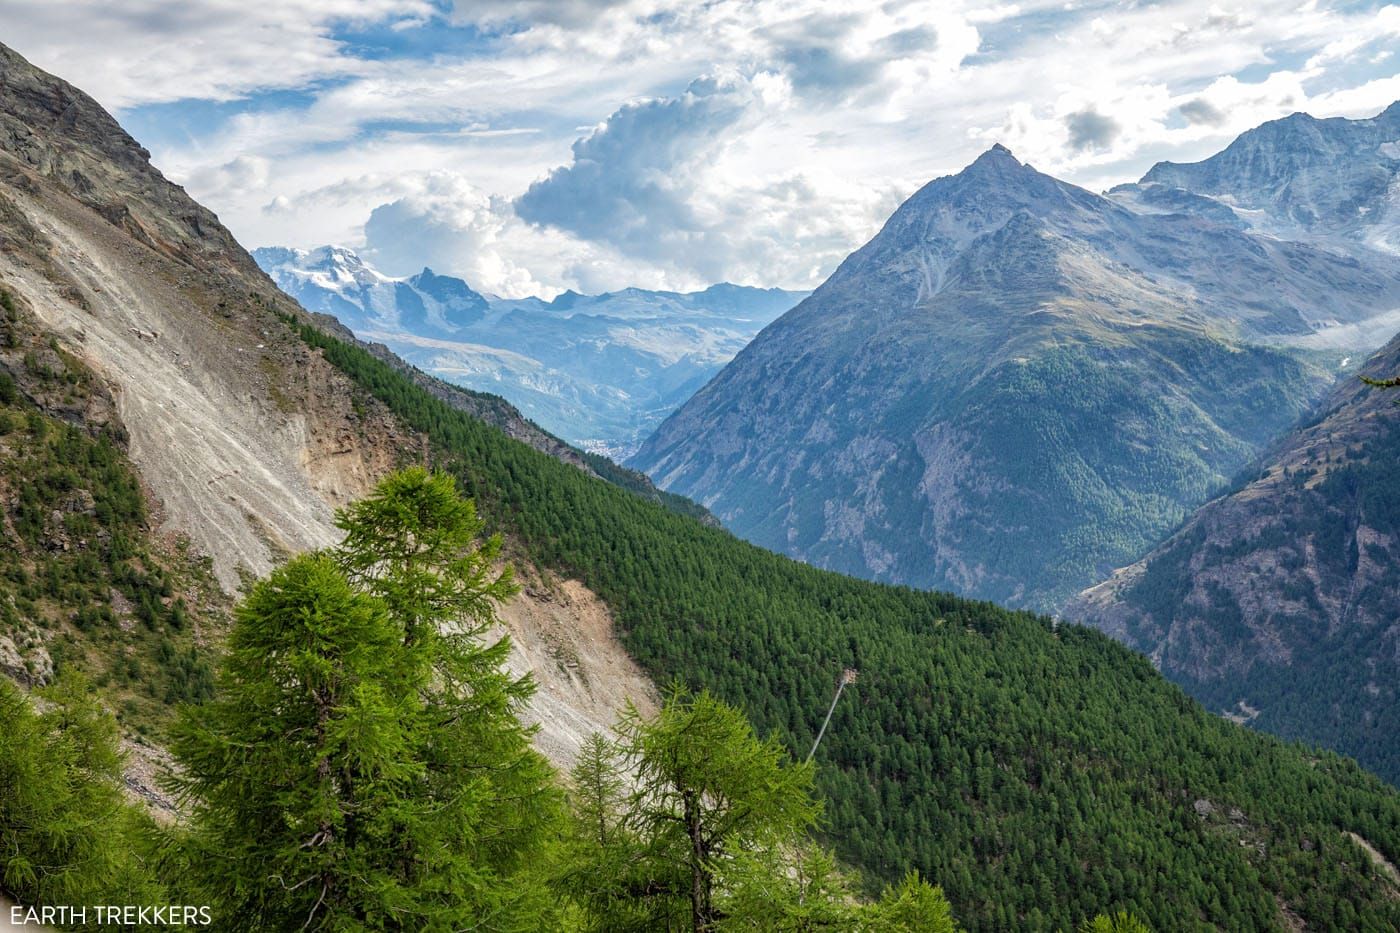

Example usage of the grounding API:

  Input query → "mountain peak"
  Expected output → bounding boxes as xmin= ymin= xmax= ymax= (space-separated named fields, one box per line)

xmin=944 ymin=144 xmax=1045 ymax=192
xmin=1136 ymin=102 xmax=1400 ymax=241
xmin=307 ymin=244 xmax=365 ymax=270
xmin=549 ymin=289 xmax=584 ymax=309
xmin=971 ymin=142 xmax=1021 ymax=167
xmin=405 ymin=266 xmax=488 ymax=311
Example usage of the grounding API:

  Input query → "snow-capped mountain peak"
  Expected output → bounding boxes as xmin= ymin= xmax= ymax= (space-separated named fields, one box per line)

xmin=252 ymin=246 xmax=806 ymax=455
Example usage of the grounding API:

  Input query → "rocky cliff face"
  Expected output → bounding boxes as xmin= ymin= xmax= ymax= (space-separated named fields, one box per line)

xmin=1129 ymin=103 xmax=1400 ymax=253
xmin=1066 ymin=332 xmax=1400 ymax=784
xmin=0 ymin=41 xmax=652 ymax=770
xmin=633 ymin=142 xmax=1400 ymax=608
xmin=0 ymin=42 xmax=410 ymax=590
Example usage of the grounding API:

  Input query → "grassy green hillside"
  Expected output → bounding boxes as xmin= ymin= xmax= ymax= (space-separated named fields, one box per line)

xmin=286 ymin=313 xmax=1400 ymax=932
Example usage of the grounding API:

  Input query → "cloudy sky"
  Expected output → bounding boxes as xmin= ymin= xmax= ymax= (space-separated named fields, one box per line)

xmin=3 ymin=1 xmax=1398 ymax=296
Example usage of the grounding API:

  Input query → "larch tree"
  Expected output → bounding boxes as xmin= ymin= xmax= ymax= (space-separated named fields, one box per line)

xmin=331 ymin=467 xmax=559 ymax=900
xmin=0 ymin=675 xmax=160 ymax=913
xmin=561 ymin=688 xmax=960 ymax=932
xmin=168 ymin=469 xmax=562 ymax=930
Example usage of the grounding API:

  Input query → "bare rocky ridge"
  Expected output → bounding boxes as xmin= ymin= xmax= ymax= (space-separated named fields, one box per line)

xmin=0 ymin=41 xmax=652 ymax=771
xmin=1130 ymin=104 xmax=1400 ymax=254
xmin=0 ymin=39 xmax=416 ymax=588
xmin=0 ymin=182 xmax=403 ymax=589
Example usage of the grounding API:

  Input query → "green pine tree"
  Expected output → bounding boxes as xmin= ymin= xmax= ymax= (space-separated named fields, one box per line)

xmin=0 ymin=675 xmax=161 ymax=919
xmin=331 ymin=467 xmax=559 ymax=900
xmin=617 ymin=687 xmax=822 ymax=931
xmin=719 ymin=844 xmax=861 ymax=930
xmin=1080 ymin=911 xmax=1152 ymax=933
xmin=560 ymin=691 xmax=961 ymax=931
xmin=558 ymin=732 xmax=657 ymax=931
xmin=167 ymin=469 xmax=562 ymax=930
xmin=864 ymin=872 xmax=961 ymax=932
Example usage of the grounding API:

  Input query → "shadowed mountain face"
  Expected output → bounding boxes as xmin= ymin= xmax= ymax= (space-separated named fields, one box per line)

xmin=632 ymin=140 xmax=1400 ymax=610
xmin=255 ymin=246 xmax=805 ymax=458
xmin=1067 ymin=322 xmax=1400 ymax=785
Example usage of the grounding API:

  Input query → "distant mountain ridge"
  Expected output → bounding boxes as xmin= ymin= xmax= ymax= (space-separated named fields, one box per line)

xmin=253 ymin=246 xmax=490 ymax=336
xmin=254 ymin=246 xmax=805 ymax=457
xmin=1125 ymin=103 xmax=1400 ymax=253
xmin=633 ymin=117 xmax=1400 ymax=609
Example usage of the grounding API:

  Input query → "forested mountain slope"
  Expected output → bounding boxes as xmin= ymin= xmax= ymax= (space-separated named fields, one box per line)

xmin=632 ymin=143 xmax=1400 ymax=608
xmin=1068 ymin=327 xmax=1400 ymax=787
xmin=3 ymin=38 xmax=1400 ymax=933
xmin=290 ymin=315 xmax=1400 ymax=930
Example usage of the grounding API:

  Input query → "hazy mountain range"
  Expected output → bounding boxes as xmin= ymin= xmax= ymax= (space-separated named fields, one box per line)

xmin=253 ymin=245 xmax=804 ymax=458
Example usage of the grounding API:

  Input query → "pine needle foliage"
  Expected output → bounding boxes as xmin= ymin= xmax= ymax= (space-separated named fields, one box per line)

xmin=0 ymin=676 xmax=161 ymax=921
xmin=560 ymin=689 xmax=958 ymax=932
xmin=166 ymin=471 xmax=562 ymax=931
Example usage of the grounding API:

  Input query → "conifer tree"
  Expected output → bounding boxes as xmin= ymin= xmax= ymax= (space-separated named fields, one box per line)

xmin=718 ymin=843 xmax=861 ymax=930
xmin=1080 ymin=912 xmax=1152 ymax=933
xmin=559 ymin=732 xmax=656 ymax=931
xmin=561 ymin=689 xmax=960 ymax=931
xmin=0 ymin=675 xmax=160 ymax=913
xmin=865 ymin=872 xmax=961 ymax=932
xmin=331 ymin=467 xmax=557 ymax=894
xmin=618 ymin=687 xmax=821 ymax=931
xmin=169 ymin=470 xmax=561 ymax=930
